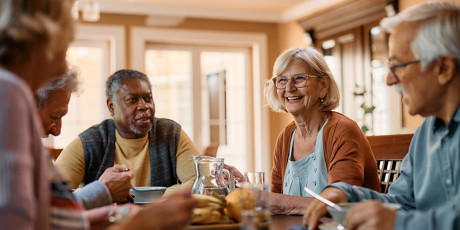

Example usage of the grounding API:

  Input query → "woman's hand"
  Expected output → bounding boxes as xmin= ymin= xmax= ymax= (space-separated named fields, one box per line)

xmin=224 ymin=164 xmax=245 ymax=183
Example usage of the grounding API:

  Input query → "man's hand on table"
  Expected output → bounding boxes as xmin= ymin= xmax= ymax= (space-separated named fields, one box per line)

xmin=344 ymin=200 xmax=396 ymax=230
xmin=303 ymin=187 xmax=348 ymax=230
xmin=99 ymin=164 xmax=134 ymax=203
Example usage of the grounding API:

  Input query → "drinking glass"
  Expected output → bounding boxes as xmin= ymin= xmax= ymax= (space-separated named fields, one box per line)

xmin=241 ymin=172 xmax=271 ymax=230
xmin=244 ymin=172 xmax=265 ymax=188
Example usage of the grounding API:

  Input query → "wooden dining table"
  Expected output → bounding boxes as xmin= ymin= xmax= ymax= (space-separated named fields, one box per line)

xmin=270 ymin=215 xmax=305 ymax=229
xmin=188 ymin=214 xmax=306 ymax=230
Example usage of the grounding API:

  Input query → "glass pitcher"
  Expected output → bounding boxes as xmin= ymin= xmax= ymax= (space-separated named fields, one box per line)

xmin=191 ymin=155 xmax=235 ymax=196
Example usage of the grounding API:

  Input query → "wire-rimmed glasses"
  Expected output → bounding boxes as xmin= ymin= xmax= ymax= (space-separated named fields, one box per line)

xmin=272 ymin=74 xmax=319 ymax=90
xmin=386 ymin=59 xmax=420 ymax=80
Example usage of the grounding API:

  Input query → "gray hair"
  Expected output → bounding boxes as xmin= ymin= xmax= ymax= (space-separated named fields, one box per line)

xmin=36 ymin=68 xmax=81 ymax=109
xmin=380 ymin=1 xmax=460 ymax=70
xmin=105 ymin=69 xmax=152 ymax=101
xmin=264 ymin=46 xmax=340 ymax=113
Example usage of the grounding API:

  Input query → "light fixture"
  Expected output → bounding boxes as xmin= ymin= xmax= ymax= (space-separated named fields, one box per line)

xmin=83 ymin=0 xmax=100 ymax=22
xmin=71 ymin=1 xmax=79 ymax=20
xmin=72 ymin=0 xmax=101 ymax=22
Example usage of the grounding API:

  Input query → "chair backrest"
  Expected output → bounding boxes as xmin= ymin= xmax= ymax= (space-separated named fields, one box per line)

xmin=47 ymin=148 xmax=63 ymax=161
xmin=202 ymin=143 xmax=219 ymax=157
xmin=366 ymin=134 xmax=413 ymax=193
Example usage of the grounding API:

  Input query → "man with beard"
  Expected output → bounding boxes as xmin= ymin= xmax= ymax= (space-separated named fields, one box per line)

xmin=55 ymin=69 xmax=199 ymax=201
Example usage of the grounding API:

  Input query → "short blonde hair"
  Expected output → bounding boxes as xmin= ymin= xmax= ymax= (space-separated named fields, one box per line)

xmin=0 ymin=0 xmax=75 ymax=66
xmin=264 ymin=46 xmax=340 ymax=113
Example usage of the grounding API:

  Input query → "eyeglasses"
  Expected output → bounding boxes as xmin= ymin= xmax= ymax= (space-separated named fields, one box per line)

xmin=273 ymin=74 xmax=319 ymax=90
xmin=386 ymin=59 xmax=420 ymax=79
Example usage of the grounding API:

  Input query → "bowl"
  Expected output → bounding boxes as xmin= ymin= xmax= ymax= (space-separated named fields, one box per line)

xmin=327 ymin=202 xmax=401 ymax=225
xmin=129 ymin=186 xmax=166 ymax=203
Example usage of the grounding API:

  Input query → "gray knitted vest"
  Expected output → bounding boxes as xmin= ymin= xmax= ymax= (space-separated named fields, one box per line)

xmin=79 ymin=118 xmax=181 ymax=187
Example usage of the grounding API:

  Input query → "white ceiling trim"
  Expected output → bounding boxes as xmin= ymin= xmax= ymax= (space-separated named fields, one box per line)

xmin=282 ymin=0 xmax=347 ymax=22
xmin=98 ymin=2 xmax=284 ymax=23
xmin=96 ymin=1 xmax=343 ymax=23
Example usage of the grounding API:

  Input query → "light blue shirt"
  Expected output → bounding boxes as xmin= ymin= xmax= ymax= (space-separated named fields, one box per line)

xmin=283 ymin=119 xmax=329 ymax=196
xmin=331 ymin=105 xmax=460 ymax=230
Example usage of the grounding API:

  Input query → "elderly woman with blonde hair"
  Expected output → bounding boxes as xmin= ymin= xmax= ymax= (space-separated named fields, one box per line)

xmin=265 ymin=46 xmax=380 ymax=215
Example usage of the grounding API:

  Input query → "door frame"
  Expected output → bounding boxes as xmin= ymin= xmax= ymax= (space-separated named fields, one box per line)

xmin=130 ymin=27 xmax=270 ymax=172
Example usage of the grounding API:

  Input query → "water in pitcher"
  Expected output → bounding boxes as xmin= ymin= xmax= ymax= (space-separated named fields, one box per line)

xmin=191 ymin=155 xmax=235 ymax=196
xmin=201 ymin=186 xmax=229 ymax=197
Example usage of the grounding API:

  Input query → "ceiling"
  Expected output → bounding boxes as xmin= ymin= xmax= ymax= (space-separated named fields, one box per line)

xmin=94 ymin=0 xmax=346 ymax=23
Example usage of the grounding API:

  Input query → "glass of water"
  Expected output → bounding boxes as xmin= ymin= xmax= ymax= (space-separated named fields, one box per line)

xmin=241 ymin=172 xmax=271 ymax=230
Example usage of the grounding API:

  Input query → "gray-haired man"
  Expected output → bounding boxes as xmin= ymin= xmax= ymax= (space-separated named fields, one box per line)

xmin=304 ymin=2 xmax=460 ymax=230
xmin=55 ymin=69 xmax=199 ymax=199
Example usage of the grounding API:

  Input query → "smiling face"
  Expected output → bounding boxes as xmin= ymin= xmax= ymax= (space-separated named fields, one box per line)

xmin=107 ymin=78 xmax=155 ymax=139
xmin=386 ymin=21 xmax=443 ymax=117
xmin=277 ymin=58 xmax=329 ymax=117
xmin=38 ymin=87 xmax=71 ymax=137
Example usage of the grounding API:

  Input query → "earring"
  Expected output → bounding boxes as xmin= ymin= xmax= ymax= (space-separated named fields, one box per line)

xmin=320 ymin=97 xmax=325 ymax=103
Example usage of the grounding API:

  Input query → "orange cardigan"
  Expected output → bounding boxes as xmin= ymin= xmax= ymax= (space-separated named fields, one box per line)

xmin=271 ymin=111 xmax=381 ymax=193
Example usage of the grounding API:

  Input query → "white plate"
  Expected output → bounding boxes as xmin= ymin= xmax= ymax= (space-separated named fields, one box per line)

xmin=319 ymin=222 xmax=348 ymax=230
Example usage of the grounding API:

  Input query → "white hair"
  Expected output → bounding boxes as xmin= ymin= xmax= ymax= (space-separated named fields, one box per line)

xmin=380 ymin=1 xmax=460 ymax=70
xmin=36 ymin=66 xmax=82 ymax=109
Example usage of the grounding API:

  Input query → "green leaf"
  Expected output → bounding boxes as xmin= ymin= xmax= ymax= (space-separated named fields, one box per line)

xmin=360 ymin=104 xmax=376 ymax=114
xmin=353 ymin=90 xmax=366 ymax=97
xmin=361 ymin=125 xmax=369 ymax=134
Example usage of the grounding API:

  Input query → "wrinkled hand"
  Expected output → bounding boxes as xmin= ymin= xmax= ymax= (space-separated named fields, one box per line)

xmin=303 ymin=187 xmax=347 ymax=230
xmin=344 ymin=201 xmax=396 ymax=230
xmin=117 ymin=190 xmax=198 ymax=230
xmin=224 ymin=164 xmax=244 ymax=182
xmin=99 ymin=164 xmax=134 ymax=203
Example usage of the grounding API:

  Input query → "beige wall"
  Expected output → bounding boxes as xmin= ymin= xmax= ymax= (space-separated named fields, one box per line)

xmin=400 ymin=0 xmax=460 ymax=10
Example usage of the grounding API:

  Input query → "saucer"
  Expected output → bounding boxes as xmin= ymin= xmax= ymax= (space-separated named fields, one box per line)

xmin=318 ymin=222 xmax=348 ymax=230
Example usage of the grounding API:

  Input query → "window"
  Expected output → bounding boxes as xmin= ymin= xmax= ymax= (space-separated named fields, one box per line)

xmin=145 ymin=45 xmax=249 ymax=172
xmin=131 ymin=27 xmax=269 ymax=173
xmin=42 ymin=25 xmax=125 ymax=149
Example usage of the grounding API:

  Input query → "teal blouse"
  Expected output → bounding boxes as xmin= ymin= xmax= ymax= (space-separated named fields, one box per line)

xmin=283 ymin=119 xmax=329 ymax=196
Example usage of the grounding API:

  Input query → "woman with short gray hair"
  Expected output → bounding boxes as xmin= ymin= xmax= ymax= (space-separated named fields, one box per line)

xmin=265 ymin=46 xmax=380 ymax=215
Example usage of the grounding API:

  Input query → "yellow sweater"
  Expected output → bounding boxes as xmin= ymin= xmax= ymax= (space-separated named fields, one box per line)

xmin=55 ymin=129 xmax=198 ymax=196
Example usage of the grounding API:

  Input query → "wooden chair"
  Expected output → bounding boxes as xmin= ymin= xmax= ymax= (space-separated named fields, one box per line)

xmin=47 ymin=148 xmax=63 ymax=161
xmin=366 ymin=134 xmax=413 ymax=193
xmin=202 ymin=143 xmax=219 ymax=157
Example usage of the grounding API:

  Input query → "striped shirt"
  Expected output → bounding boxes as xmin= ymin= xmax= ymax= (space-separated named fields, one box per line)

xmin=0 ymin=68 xmax=88 ymax=229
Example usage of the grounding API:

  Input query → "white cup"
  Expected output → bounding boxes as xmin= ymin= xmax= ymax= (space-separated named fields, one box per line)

xmin=129 ymin=186 xmax=166 ymax=204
